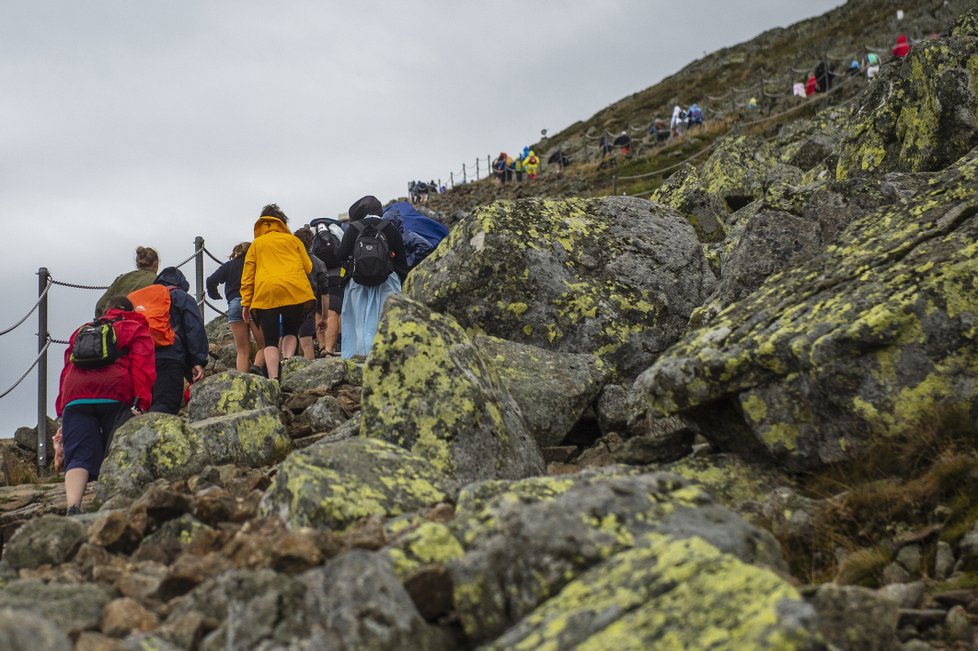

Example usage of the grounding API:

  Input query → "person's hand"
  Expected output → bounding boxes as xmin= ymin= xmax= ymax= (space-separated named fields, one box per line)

xmin=242 ymin=306 xmax=251 ymax=323
xmin=191 ymin=365 xmax=205 ymax=382
xmin=316 ymin=315 xmax=327 ymax=331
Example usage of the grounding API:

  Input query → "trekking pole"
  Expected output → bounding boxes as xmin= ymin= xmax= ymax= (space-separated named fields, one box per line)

xmin=194 ymin=236 xmax=205 ymax=321
xmin=36 ymin=267 xmax=49 ymax=470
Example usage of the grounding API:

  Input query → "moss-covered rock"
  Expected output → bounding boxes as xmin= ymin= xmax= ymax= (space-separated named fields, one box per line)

xmin=187 ymin=371 xmax=280 ymax=421
xmin=836 ymin=24 xmax=978 ymax=179
xmin=637 ymin=148 xmax=978 ymax=471
xmin=0 ymin=580 xmax=113 ymax=636
xmin=384 ymin=521 xmax=464 ymax=580
xmin=666 ymin=453 xmax=791 ymax=515
xmin=260 ymin=437 xmax=452 ymax=531
xmin=404 ymin=197 xmax=715 ymax=378
xmin=472 ymin=334 xmax=609 ymax=448
xmin=280 ymin=357 xmax=349 ymax=394
xmin=97 ymin=409 xmax=291 ymax=504
xmin=698 ymin=134 xmax=802 ymax=211
xmin=650 ymin=163 xmax=728 ymax=243
xmin=483 ymin=533 xmax=822 ymax=650
xmin=0 ymin=609 xmax=70 ymax=651
xmin=449 ymin=472 xmax=786 ymax=642
xmin=3 ymin=515 xmax=85 ymax=570
xmin=361 ymin=296 xmax=544 ymax=488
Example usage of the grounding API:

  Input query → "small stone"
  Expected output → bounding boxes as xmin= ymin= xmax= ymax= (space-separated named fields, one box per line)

xmin=540 ymin=446 xmax=578 ymax=463
xmin=101 ymin=597 xmax=158 ymax=638
xmin=114 ymin=562 xmax=167 ymax=602
xmin=895 ymin=545 xmax=922 ymax=574
xmin=934 ymin=541 xmax=955 ymax=580
xmin=883 ymin=562 xmax=912 ymax=585
xmin=945 ymin=605 xmax=972 ymax=642
xmin=877 ymin=582 xmax=925 ymax=609
xmin=75 ymin=631 xmax=127 ymax=650
xmin=4 ymin=515 xmax=86 ymax=570
xmin=898 ymin=608 xmax=947 ymax=629
xmin=88 ymin=511 xmax=142 ymax=553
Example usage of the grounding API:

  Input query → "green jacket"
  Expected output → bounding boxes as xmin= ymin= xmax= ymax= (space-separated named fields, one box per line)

xmin=95 ymin=269 xmax=157 ymax=317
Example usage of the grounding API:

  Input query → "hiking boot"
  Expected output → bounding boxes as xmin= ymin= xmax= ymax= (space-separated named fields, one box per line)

xmin=65 ymin=505 xmax=81 ymax=517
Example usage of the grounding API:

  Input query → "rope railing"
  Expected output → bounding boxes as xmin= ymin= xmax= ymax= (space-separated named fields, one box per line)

xmin=49 ymin=277 xmax=110 ymax=291
xmin=204 ymin=298 xmax=228 ymax=317
xmin=203 ymin=246 xmax=224 ymax=265
xmin=0 ymin=279 xmax=52 ymax=337
xmin=0 ymin=338 xmax=51 ymax=400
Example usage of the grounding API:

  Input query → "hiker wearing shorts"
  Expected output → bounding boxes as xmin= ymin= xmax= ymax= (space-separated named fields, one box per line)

xmin=206 ymin=242 xmax=267 ymax=374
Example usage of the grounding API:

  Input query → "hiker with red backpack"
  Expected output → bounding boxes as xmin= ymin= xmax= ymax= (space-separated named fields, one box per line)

xmin=336 ymin=195 xmax=407 ymax=358
xmin=892 ymin=34 xmax=911 ymax=59
xmin=56 ymin=295 xmax=155 ymax=515
xmin=130 ymin=266 xmax=209 ymax=414
xmin=240 ymin=204 xmax=316 ymax=381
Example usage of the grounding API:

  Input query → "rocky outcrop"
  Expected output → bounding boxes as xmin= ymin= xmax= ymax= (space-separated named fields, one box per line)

xmin=404 ymin=197 xmax=716 ymax=378
xmin=836 ymin=15 xmax=978 ymax=179
xmin=650 ymin=163 xmax=728 ymax=242
xmin=260 ymin=437 xmax=452 ymax=531
xmin=637 ymin=149 xmax=978 ymax=471
xmin=698 ymin=135 xmax=803 ymax=211
xmin=361 ymin=296 xmax=544 ymax=487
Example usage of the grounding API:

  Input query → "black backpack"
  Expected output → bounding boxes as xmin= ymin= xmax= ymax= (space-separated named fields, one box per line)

xmin=311 ymin=224 xmax=343 ymax=269
xmin=70 ymin=317 xmax=123 ymax=368
xmin=351 ymin=220 xmax=393 ymax=286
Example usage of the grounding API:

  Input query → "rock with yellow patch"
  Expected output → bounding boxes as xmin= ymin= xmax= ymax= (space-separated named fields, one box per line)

xmin=472 ymin=334 xmax=609 ymax=448
xmin=97 ymin=409 xmax=291 ymax=505
xmin=187 ymin=371 xmax=280 ymax=421
xmin=403 ymin=197 xmax=715 ymax=378
xmin=259 ymin=437 xmax=452 ymax=531
xmin=449 ymin=472 xmax=786 ymax=642
xmin=836 ymin=19 xmax=978 ymax=179
xmin=280 ymin=357 xmax=349 ymax=394
xmin=698 ymin=134 xmax=802 ymax=211
xmin=650 ymin=163 xmax=728 ymax=243
xmin=361 ymin=296 xmax=545 ymax=488
xmin=637 ymin=148 xmax=978 ymax=471
xmin=483 ymin=533 xmax=822 ymax=650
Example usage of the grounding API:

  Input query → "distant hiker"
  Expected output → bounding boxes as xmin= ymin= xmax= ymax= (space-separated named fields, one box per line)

xmin=337 ymin=195 xmax=407 ymax=358
xmin=206 ymin=242 xmax=266 ymax=374
xmin=848 ymin=59 xmax=861 ymax=76
xmin=649 ymin=118 xmax=669 ymax=144
xmin=514 ymin=155 xmax=525 ymax=182
xmin=382 ymin=206 xmax=434 ymax=269
xmin=524 ymin=150 xmax=540 ymax=179
xmin=865 ymin=51 xmax=881 ymax=79
xmin=670 ymin=105 xmax=684 ymax=137
xmin=813 ymin=60 xmax=832 ymax=92
xmin=746 ymin=97 xmax=759 ymax=110
xmin=687 ymin=103 xmax=704 ymax=128
xmin=892 ymin=34 xmax=911 ymax=58
xmin=56 ymin=295 xmax=155 ymax=515
xmin=613 ymin=131 xmax=631 ymax=157
xmin=309 ymin=217 xmax=349 ymax=356
xmin=548 ymin=149 xmax=570 ymax=175
xmin=95 ymin=246 xmax=159 ymax=317
xmin=416 ymin=181 xmax=430 ymax=204
xmin=805 ymin=74 xmax=817 ymax=97
xmin=495 ymin=153 xmax=510 ymax=185
xmin=133 ymin=266 xmax=208 ymax=413
xmin=599 ymin=135 xmax=612 ymax=158
xmin=240 ymin=204 xmax=315 ymax=382
xmin=293 ymin=227 xmax=331 ymax=361
xmin=793 ymin=81 xmax=807 ymax=97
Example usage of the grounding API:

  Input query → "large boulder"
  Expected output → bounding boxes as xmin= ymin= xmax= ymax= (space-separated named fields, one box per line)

xmin=483 ymin=534 xmax=822 ymax=650
xmin=187 ymin=371 xmax=280 ymax=421
xmin=404 ymin=197 xmax=715 ymax=378
xmin=636 ymin=149 xmax=978 ymax=471
xmin=260 ymin=437 xmax=452 ymax=531
xmin=449 ymin=472 xmax=787 ymax=642
xmin=836 ymin=18 xmax=978 ymax=179
xmin=0 ymin=609 xmax=70 ymax=651
xmin=97 ymin=410 xmax=291 ymax=503
xmin=698 ymin=134 xmax=802 ymax=211
xmin=650 ymin=163 xmax=728 ymax=243
xmin=472 ymin=335 xmax=609 ymax=448
xmin=361 ymin=296 xmax=544 ymax=487
xmin=0 ymin=581 xmax=113 ymax=636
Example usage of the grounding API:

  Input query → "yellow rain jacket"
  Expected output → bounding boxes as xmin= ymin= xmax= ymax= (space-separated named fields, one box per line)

xmin=524 ymin=150 xmax=540 ymax=175
xmin=240 ymin=216 xmax=315 ymax=310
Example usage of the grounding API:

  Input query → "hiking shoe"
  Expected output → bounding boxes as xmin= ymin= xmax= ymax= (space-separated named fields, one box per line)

xmin=65 ymin=505 xmax=81 ymax=517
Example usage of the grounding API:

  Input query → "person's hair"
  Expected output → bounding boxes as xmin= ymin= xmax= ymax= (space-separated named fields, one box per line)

xmin=294 ymin=227 xmax=314 ymax=250
xmin=261 ymin=203 xmax=288 ymax=224
xmin=230 ymin=242 xmax=250 ymax=259
xmin=135 ymin=246 xmax=159 ymax=270
xmin=104 ymin=296 xmax=134 ymax=312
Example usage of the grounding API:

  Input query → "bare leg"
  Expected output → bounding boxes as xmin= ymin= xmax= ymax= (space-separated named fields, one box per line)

xmin=250 ymin=321 xmax=266 ymax=370
xmin=65 ymin=467 xmax=89 ymax=508
xmin=325 ymin=310 xmax=340 ymax=354
xmin=281 ymin=334 xmax=298 ymax=359
xmin=264 ymin=346 xmax=281 ymax=380
xmin=299 ymin=336 xmax=315 ymax=360
xmin=230 ymin=322 xmax=252 ymax=373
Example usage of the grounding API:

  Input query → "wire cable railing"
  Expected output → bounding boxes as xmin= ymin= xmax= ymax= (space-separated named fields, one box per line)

xmin=0 ymin=279 xmax=52 ymax=337
xmin=0 ymin=338 xmax=52 ymax=400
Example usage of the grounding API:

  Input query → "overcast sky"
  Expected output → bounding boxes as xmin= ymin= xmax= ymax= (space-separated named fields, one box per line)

xmin=0 ymin=0 xmax=844 ymax=436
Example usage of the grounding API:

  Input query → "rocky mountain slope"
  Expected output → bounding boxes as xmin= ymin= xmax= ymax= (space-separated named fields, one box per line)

xmin=0 ymin=4 xmax=977 ymax=651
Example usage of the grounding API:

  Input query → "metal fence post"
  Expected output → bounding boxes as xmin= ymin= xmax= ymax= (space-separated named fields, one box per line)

xmin=463 ymin=164 xmax=467 ymax=183
xmin=476 ymin=158 xmax=480 ymax=181
xmin=612 ymin=176 xmax=618 ymax=195
xmin=450 ymin=172 xmax=454 ymax=188
xmin=36 ymin=267 xmax=48 ymax=470
xmin=194 ymin=236 xmax=205 ymax=320
xmin=486 ymin=155 xmax=491 ymax=175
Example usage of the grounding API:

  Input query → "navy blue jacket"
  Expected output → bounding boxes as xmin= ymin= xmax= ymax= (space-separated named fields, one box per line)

xmin=206 ymin=256 xmax=245 ymax=302
xmin=154 ymin=267 xmax=209 ymax=371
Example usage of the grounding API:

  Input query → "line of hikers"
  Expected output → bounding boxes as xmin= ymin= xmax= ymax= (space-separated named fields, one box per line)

xmin=493 ymin=146 xmax=557 ymax=185
xmin=798 ymin=33 xmax=917 ymax=97
xmin=55 ymin=197 xmax=449 ymax=515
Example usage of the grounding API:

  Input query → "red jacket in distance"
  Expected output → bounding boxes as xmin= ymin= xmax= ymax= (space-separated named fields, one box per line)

xmin=805 ymin=75 xmax=817 ymax=97
xmin=56 ymin=309 xmax=156 ymax=415
xmin=893 ymin=34 xmax=911 ymax=58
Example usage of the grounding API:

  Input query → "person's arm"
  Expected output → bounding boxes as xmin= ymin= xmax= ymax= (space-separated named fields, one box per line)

xmin=179 ymin=293 xmax=209 ymax=379
xmin=240 ymin=246 xmax=256 ymax=322
xmin=54 ymin=329 xmax=77 ymax=417
xmin=386 ymin=224 xmax=409 ymax=282
xmin=206 ymin=263 xmax=227 ymax=300
xmin=336 ymin=222 xmax=358 ymax=263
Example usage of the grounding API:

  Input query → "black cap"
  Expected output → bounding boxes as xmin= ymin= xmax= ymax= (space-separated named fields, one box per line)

xmin=348 ymin=195 xmax=383 ymax=222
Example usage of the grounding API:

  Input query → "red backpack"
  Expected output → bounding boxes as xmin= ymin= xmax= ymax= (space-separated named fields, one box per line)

xmin=127 ymin=285 xmax=175 ymax=347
